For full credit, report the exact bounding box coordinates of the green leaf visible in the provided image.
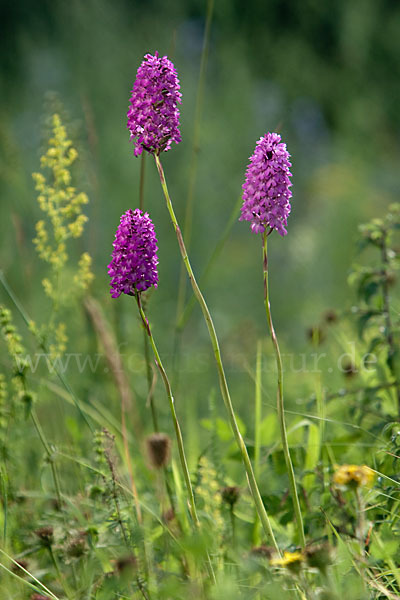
[370,527,399,560]
[303,422,321,490]
[258,413,277,446]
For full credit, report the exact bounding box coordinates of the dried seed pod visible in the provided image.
[146,432,171,468]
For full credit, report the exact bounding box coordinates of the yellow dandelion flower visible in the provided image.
[270,550,304,571]
[333,464,375,488]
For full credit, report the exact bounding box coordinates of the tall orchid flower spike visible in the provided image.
[108,208,200,531]
[240,132,305,547]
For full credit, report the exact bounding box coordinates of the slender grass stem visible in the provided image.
[135,292,199,527]
[262,231,305,548]
[0,550,60,600]
[253,340,262,546]
[154,154,278,550]
[30,410,63,510]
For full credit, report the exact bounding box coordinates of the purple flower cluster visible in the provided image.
[127,52,182,157]
[240,132,292,236]
[108,209,159,298]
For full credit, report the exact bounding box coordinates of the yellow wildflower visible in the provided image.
[32,113,93,301]
[270,550,304,571]
[333,464,375,488]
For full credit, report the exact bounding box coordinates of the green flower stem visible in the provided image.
[137,149,159,433]
[154,154,278,551]
[134,292,199,527]
[262,231,305,548]
[143,326,159,432]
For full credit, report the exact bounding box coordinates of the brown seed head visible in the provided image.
[162,507,175,523]
[146,432,171,468]
[221,486,240,507]
[115,554,137,575]
[66,531,87,558]
[34,526,54,546]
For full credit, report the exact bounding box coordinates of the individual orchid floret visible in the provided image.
[108,209,158,298]
[127,51,182,157]
[240,132,292,236]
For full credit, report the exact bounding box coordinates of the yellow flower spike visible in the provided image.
[31,112,93,365]
[333,464,375,489]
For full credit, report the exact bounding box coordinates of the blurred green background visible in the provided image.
[1,0,399,451]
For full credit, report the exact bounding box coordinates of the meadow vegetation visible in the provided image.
[1,2,400,598]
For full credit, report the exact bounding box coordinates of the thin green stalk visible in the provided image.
[0,551,61,600]
[138,151,159,430]
[253,340,262,546]
[262,231,305,547]
[154,154,278,550]
[30,410,63,509]
[135,292,199,526]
